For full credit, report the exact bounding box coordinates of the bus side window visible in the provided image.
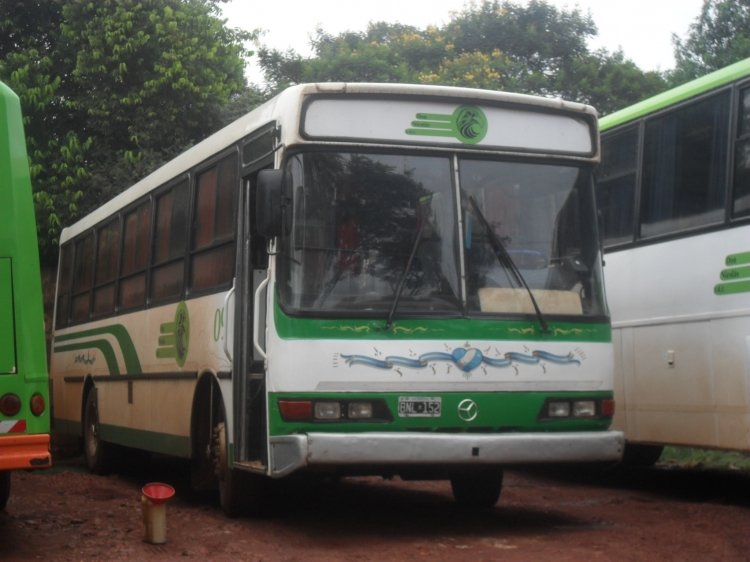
[597,126,638,247]
[189,153,238,291]
[733,87,750,217]
[70,233,95,323]
[119,201,151,310]
[55,243,74,328]
[151,179,190,303]
[640,91,730,238]
[92,218,120,317]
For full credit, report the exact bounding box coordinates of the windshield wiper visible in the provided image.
[385,219,426,331]
[468,195,549,334]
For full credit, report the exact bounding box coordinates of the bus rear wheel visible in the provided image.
[450,468,504,509]
[83,390,111,475]
[0,471,9,510]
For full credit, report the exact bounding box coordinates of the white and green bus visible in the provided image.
[598,59,750,464]
[52,83,622,515]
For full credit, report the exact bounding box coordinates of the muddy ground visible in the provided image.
[1,452,749,561]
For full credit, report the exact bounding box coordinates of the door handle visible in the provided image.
[222,279,235,361]
[253,275,269,360]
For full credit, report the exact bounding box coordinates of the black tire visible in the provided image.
[0,471,10,510]
[213,416,270,518]
[83,389,111,475]
[450,468,504,509]
[214,419,245,517]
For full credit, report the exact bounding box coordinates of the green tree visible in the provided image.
[556,50,667,115]
[1,0,254,261]
[672,0,750,83]
[257,0,665,116]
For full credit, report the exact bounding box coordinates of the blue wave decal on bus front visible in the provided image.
[342,347,580,373]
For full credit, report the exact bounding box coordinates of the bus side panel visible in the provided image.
[51,293,232,455]
[606,227,750,451]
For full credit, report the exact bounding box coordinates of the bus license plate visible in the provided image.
[398,396,441,418]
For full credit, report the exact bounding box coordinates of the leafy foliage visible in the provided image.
[257,0,667,115]
[1,0,254,261]
[671,0,750,83]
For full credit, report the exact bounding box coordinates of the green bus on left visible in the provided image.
[0,80,52,509]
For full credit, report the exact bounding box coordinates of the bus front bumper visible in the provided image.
[268,430,624,477]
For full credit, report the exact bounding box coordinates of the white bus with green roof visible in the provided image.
[51,83,622,515]
[598,58,750,463]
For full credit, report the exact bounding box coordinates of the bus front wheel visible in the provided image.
[0,471,9,510]
[450,468,504,509]
[213,419,248,517]
[83,390,111,475]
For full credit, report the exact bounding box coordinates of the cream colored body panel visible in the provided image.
[51,292,232,439]
[606,227,750,451]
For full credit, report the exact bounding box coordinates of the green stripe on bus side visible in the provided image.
[268,390,613,435]
[600,57,750,131]
[274,303,611,343]
[54,324,142,373]
[99,424,190,458]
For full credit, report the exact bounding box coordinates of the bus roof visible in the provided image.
[600,57,750,132]
[61,83,597,243]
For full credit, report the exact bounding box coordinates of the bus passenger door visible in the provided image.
[231,171,270,470]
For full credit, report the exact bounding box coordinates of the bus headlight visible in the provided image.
[541,397,612,420]
[348,402,373,419]
[314,401,341,420]
[572,400,597,417]
[547,400,571,418]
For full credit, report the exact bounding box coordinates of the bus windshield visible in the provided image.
[278,151,605,319]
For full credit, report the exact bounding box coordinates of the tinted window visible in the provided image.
[93,219,120,317]
[55,244,74,327]
[71,233,95,322]
[640,92,730,237]
[733,87,750,217]
[190,153,238,291]
[152,180,190,302]
[119,201,151,310]
[598,126,638,246]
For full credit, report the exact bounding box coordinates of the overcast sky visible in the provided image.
[222,0,706,84]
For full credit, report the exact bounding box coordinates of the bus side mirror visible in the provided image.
[256,169,284,238]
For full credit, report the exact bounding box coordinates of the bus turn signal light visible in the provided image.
[601,399,615,417]
[278,400,313,421]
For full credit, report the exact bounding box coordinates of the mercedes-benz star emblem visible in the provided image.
[457,399,478,422]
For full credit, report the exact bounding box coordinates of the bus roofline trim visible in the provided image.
[268,431,624,477]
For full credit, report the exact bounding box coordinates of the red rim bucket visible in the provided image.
[141,482,175,505]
